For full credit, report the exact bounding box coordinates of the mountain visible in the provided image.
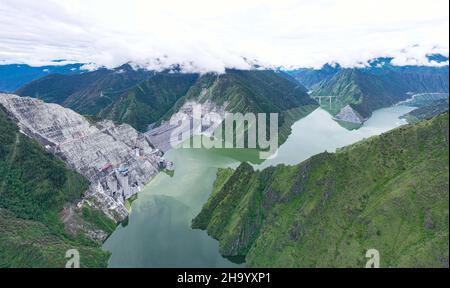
[286,56,449,127]
[400,93,449,124]
[98,72,198,131]
[0,63,85,92]
[185,69,311,114]
[144,69,317,151]
[16,67,317,148]
[193,113,449,268]
[287,63,341,90]
[16,64,155,115]
[0,105,110,268]
[310,65,448,123]
[288,55,449,91]
[0,94,170,223]
[402,98,448,123]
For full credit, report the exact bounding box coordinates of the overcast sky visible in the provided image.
[0,0,448,72]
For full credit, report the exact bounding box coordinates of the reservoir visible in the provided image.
[103,105,415,268]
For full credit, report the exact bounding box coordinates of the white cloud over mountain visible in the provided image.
[0,0,448,72]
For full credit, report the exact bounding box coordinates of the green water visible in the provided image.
[104,105,415,268]
[103,148,248,268]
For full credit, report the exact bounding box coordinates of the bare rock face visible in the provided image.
[147,100,226,151]
[0,94,171,222]
[334,105,365,124]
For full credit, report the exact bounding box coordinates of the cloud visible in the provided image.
[0,0,448,72]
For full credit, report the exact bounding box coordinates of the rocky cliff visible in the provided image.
[0,94,170,223]
[147,69,317,151]
[334,104,365,124]
[0,106,110,267]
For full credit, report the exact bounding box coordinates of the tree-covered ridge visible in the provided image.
[157,69,318,148]
[193,113,449,268]
[16,64,154,115]
[16,67,316,135]
[0,63,85,93]
[98,72,198,131]
[185,69,313,114]
[0,106,110,267]
[402,98,449,124]
[310,66,449,118]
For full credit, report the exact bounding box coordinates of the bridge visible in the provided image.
[311,95,338,110]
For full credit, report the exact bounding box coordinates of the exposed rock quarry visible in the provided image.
[334,105,365,124]
[147,100,226,151]
[0,94,171,222]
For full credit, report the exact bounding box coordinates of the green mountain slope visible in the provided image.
[288,64,341,90]
[402,98,449,124]
[0,63,85,92]
[98,72,198,131]
[193,113,449,268]
[16,66,315,138]
[16,64,153,115]
[186,69,312,113]
[312,66,449,119]
[160,69,317,147]
[0,107,110,268]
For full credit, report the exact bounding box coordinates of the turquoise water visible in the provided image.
[103,105,415,268]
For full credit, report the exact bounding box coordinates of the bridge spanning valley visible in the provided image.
[310,96,340,111]
[312,92,449,111]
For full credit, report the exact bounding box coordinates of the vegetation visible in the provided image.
[0,63,84,92]
[82,206,117,234]
[99,73,198,131]
[193,113,449,267]
[287,63,341,90]
[16,67,317,139]
[0,209,110,268]
[163,69,318,148]
[309,64,448,118]
[124,194,139,211]
[16,64,153,115]
[184,69,314,115]
[0,107,110,267]
[401,98,449,124]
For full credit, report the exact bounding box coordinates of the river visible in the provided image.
[103,105,415,268]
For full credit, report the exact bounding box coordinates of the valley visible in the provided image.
[0,0,449,272]
[0,62,448,268]
[290,59,449,128]
[103,104,420,267]
[193,112,449,268]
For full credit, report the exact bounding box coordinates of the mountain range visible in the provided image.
[16,66,317,148]
[14,58,449,135]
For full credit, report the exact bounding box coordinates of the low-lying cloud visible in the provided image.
[0,0,448,72]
